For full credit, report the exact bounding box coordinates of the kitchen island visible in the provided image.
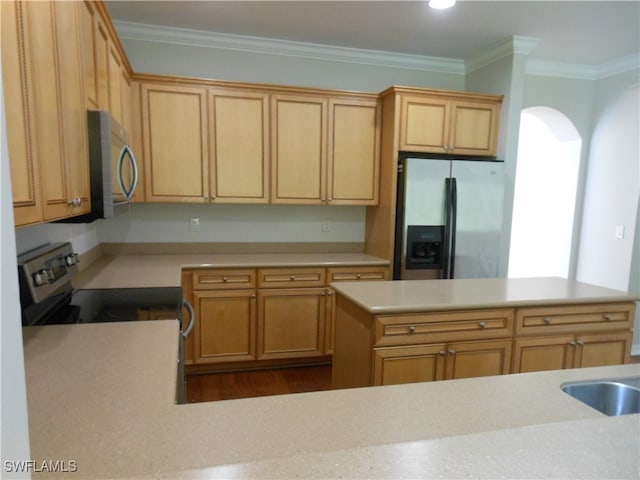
[21,320,640,479]
[331,277,637,389]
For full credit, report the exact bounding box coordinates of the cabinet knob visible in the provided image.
[327,290,333,296]
[577,340,585,346]
[222,276,228,282]
[328,198,333,202]
[439,350,446,356]
[290,275,295,281]
[603,314,612,321]
[408,325,416,334]
[478,321,486,329]
[569,341,577,346]
[543,317,552,325]
[448,349,457,355]
[251,294,256,299]
[356,274,361,279]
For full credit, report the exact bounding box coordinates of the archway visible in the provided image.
[508,107,582,278]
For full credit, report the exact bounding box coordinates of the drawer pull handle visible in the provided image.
[222,277,228,282]
[356,274,361,279]
[603,315,612,321]
[543,317,552,325]
[408,325,416,334]
[479,321,486,329]
[290,275,295,281]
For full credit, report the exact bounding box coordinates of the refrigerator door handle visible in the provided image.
[443,178,453,279]
[449,177,457,279]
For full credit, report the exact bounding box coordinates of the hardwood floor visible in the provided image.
[186,365,332,403]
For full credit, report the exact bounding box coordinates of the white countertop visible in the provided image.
[331,277,638,314]
[72,253,389,289]
[22,321,640,479]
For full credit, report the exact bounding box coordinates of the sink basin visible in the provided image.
[561,378,640,416]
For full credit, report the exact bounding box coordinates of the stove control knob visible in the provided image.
[64,254,78,266]
[33,270,50,286]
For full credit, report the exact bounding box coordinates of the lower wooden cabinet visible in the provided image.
[373,340,511,386]
[257,288,326,360]
[513,332,632,373]
[194,290,257,363]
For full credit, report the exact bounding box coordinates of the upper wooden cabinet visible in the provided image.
[2,0,91,225]
[271,93,380,205]
[271,94,327,204]
[141,83,209,202]
[209,89,269,203]
[399,93,501,157]
[328,98,380,205]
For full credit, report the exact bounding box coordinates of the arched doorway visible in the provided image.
[508,107,582,278]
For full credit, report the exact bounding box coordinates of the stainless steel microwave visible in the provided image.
[62,110,139,223]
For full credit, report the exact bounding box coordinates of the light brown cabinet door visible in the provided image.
[445,340,511,379]
[209,89,269,203]
[449,101,499,157]
[93,16,110,112]
[574,332,632,368]
[257,288,326,360]
[271,94,327,204]
[513,335,576,373]
[77,0,98,110]
[142,84,209,202]
[1,0,42,226]
[194,290,257,363]
[108,44,122,123]
[327,98,379,205]
[399,96,450,153]
[373,344,446,386]
[54,0,91,218]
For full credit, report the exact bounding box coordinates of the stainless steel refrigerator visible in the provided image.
[393,155,505,280]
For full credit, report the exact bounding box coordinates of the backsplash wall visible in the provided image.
[15,203,366,255]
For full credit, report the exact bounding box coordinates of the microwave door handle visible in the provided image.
[117,144,139,201]
[181,299,196,339]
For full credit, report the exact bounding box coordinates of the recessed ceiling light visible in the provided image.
[429,0,456,9]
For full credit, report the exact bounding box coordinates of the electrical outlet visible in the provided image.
[189,217,200,232]
[615,225,625,239]
[322,220,331,232]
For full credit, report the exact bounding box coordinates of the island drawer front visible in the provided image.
[515,303,636,336]
[258,268,326,288]
[192,269,257,290]
[374,309,514,347]
[327,266,389,283]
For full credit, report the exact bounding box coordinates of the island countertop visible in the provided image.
[330,276,638,314]
[22,321,639,479]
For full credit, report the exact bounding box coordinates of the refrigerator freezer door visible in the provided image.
[451,161,504,278]
[399,158,451,279]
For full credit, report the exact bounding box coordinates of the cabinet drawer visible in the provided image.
[327,266,389,282]
[258,268,326,288]
[515,303,635,336]
[192,269,257,290]
[374,309,514,347]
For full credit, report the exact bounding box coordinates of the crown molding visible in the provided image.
[113,20,465,74]
[465,36,540,73]
[526,54,639,80]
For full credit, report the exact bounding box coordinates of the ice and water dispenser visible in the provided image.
[405,225,444,270]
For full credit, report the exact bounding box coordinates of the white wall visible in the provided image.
[1,59,31,478]
[576,78,639,291]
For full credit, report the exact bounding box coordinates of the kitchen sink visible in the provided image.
[561,377,640,416]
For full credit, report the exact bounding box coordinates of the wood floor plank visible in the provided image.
[186,365,332,403]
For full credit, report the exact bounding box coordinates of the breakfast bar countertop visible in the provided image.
[22,321,639,479]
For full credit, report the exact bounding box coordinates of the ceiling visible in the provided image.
[105,1,640,66]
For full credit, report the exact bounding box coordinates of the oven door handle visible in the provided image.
[181,299,196,338]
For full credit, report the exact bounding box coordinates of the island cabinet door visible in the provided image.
[193,290,257,364]
[444,340,512,380]
[373,345,446,386]
[512,336,576,373]
[574,332,632,368]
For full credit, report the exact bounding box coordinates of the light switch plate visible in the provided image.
[615,225,625,239]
